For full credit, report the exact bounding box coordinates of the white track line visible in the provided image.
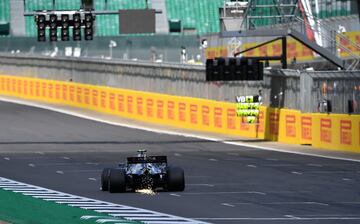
[0,97,359,163]
[0,177,208,224]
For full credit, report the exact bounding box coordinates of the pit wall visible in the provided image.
[1,75,359,153]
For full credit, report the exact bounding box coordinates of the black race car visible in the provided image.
[101,150,185,193]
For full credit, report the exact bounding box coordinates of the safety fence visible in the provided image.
[1,75,359,153]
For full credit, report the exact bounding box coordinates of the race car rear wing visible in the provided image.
[127,156,167,164]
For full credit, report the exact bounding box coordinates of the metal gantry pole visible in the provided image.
[281,36,287,69]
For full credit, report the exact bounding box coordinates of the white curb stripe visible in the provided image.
[0,177,209,224]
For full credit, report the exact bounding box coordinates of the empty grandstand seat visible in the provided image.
[0,0,10,23]
[165,0,224,35]
[0,0,10,36]
[0,22,10,36]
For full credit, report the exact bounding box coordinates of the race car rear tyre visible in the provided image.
[108,169,126,193]
[101,168,111,191]
[167,166,185,191]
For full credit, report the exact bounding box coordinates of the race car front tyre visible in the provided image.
[101,168,111,191]
[167,166,185,191]
[108,169,126,193]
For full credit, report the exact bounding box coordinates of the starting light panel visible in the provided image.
[49,14,57,41]
[36,14,46,42]
[34,11,95,42]
[206,57,264,81]
[84,13,94,41]
[61,14,70,41]
[73,13,81,41]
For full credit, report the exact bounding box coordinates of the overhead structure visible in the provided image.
[220,0,360,70]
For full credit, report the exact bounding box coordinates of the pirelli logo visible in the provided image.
[17,80,22,95]
[301,116,312,140]
[167,101,175,120]
[69,86,75,102]
[214,107,222,128]
[257,111,264,133]
[62,84,67,101]
[127,96,133,114]
[92,89,98,106]
[12,79,16,93]
[117,94,125,112]
[136,97,143,115]
[23,80,28,96]
[270,112,279,135]
[42,83,47,98]
[109,93,115,110]
[285,115,296,138]
[100,91,107,109]
[227,109,236,129]
[0,77,4,92]
[340,120,351,145]
[48,83,53,99]
[320,119,331,143]
[157,100,164,119]
[146,99,154,117]
[29,81,34,96]
[76,86,82,103]
[178,103,186,122]
[190,104,198,124]
[202,106,210,126]
[84,88,90,105]
[55,84,61,100]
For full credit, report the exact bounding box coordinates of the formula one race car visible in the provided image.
[101,150,185,193]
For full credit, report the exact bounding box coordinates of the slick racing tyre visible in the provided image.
[108,169,126,193]
[167,166,185,191]
[101,168,111,191]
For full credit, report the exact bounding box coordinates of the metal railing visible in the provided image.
[289,12,360,70]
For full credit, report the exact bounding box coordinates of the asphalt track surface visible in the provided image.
[1,101,360,224]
